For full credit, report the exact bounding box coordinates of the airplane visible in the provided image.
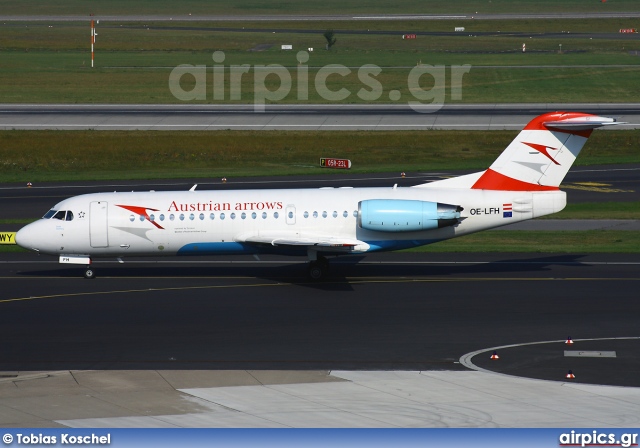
[15,112,619,280]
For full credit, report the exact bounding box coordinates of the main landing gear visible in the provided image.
[308,256,329,280]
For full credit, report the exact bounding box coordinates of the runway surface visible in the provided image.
[2,104,640,131]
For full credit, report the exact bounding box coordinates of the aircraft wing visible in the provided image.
[236,233,369,252]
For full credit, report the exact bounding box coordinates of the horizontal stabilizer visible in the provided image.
[543,117,621,131]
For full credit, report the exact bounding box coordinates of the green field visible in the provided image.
[2,0,640,16]
[2,52,639,104]
[2,129,638,183]
[1,19,640,104]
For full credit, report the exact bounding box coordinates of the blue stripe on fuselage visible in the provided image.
[364,239,441,252]
[176,242,307,256]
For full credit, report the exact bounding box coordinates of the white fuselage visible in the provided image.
[15,185,566,259]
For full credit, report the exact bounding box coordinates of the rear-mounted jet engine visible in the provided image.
[358,200,463,232]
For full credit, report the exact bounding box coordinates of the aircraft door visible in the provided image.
[286,204,296,225]
[90,201,109,247]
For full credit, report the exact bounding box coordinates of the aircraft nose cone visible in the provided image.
[15,223,41,252]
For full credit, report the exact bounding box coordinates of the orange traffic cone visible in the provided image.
[566,370,575,379]
[565,337,574,345]
[490,351,499,360]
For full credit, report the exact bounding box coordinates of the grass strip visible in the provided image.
[1,130,639,183]
[2,19,640,104]
[4,20,640,52]
[2,56,638,104]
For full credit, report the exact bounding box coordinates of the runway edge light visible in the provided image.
[565,337,574,345]
[490,351,499,360]
[566,370,576,379]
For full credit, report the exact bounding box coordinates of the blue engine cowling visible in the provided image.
[358,199,462,232]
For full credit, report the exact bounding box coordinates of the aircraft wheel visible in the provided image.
[84,267,96,279]
[308,257,329,280]
[309,263,323,280]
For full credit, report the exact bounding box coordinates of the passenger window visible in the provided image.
[241,212,246,220]
[322,211,327,218]
[220,213,226,220]
[313,211,318,218]
[199,213,204,220]
[332,211,337,218]
[251,212,257,219]
[189,213,195,221]
[262,212,267,219]
[150,214,155,221]
[343,211,348,218]
[231,213,236,220]
[303,211,309,218]
[160,214,165,221]
[210,213,215,220]
[274,212,279,219]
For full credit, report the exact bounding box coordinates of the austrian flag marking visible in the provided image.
[503,203,513,218]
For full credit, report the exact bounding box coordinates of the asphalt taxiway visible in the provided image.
[1,250,640,427]
[1,252,639,377]
[2,104,640,131]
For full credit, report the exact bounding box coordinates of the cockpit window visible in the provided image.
[43,209,57,219]
[43,209,74,221]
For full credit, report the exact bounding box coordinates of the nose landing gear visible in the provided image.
[84,266,96,279]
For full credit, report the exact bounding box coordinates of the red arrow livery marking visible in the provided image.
[116,204,164,229]
[522,141,560,165]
